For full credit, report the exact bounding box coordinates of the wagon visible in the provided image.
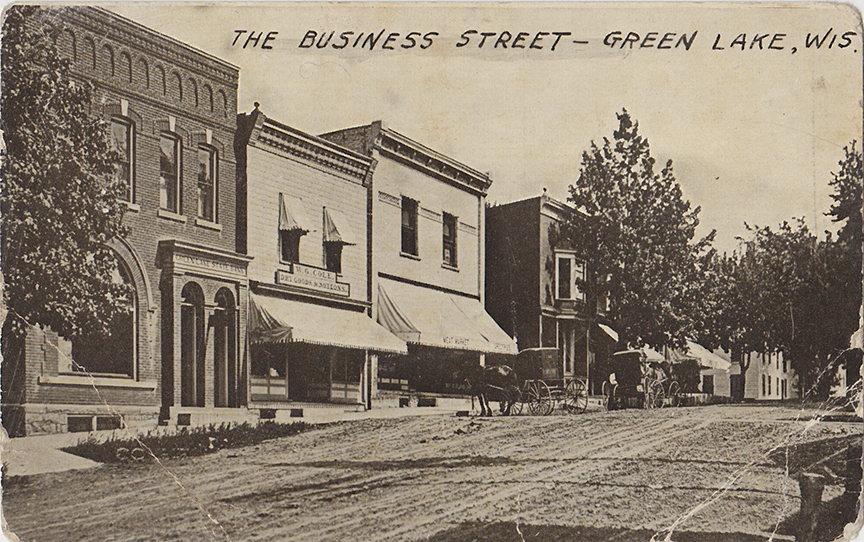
[509,348,589,416]
[601,350,669,410]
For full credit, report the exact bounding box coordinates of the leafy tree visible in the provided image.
[564,110,714,351]
[1,6,128,430]
[827,141,863,250]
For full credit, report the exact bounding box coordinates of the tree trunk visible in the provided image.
[1,317,28,436]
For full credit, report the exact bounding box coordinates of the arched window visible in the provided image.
[203,84,213,112]
[137,57,149,89]
[120,51,132,83]
[69,256,136,378]
[84,36,95,70]
[172,72,183,103]
[102,44,114,77]
[188,78,198,108]
[156,65,166,95]
[181,282,205,407]
[214,289,237,407]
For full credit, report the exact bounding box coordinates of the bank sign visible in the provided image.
[276,263,350,296]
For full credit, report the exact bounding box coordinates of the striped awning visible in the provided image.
[377,277,518,355]
[322,207,355,245]
[279,194,313,232]
[249,293,407,354]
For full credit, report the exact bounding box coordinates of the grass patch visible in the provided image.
[62,421,313,463]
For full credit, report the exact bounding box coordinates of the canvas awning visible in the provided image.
[377,277,518,355]
[322,207,355,245]
[684,341,731,370]
[279,194,313,232]
[249,293,407,354]
[597,323,619,343]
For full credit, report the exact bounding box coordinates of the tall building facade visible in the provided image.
[235,108,406,412]
[321,122,517,395]
[4,7,250,435]
[485,194,617,394]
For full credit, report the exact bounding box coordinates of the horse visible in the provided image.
[457,361,519,417]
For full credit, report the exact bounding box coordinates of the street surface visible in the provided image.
[4,404,861,542]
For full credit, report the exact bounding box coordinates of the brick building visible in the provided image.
[4,7,250,435]
[234,108,406,412]
[320,122,517,395]
[485,193,618,394]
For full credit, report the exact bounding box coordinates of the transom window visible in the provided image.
[555,253,585,301]
[159,134,181,213]
[110,118,134,202]
[197,146,217,222]
[401,197,419,256]
[443,213,458,267]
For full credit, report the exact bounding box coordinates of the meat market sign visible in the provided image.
[276,264,350,296]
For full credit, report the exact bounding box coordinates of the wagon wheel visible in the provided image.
[602,381,617,411]
[505,385,523,416]
[667,381,681,408]
[527,381,553,416]
[645,380,665,409]
[564,378,588,414]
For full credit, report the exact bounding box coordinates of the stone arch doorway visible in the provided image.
[213,288,238,407]
[181,282,206,407]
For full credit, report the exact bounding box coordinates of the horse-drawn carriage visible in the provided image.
[509,348,589,416]
[600,349,695,410]
[462,348,589,416]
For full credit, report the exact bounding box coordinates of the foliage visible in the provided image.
[827,141,863,250]
[62,421,314,463]
[565,110,714,350]
[1,7,128,412]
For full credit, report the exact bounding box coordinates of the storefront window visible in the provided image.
[70,258,136,377]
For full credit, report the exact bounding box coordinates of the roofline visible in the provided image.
[90,6,239,73]
[261,115,376,167]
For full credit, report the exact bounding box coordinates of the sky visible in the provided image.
[109,2,864,254]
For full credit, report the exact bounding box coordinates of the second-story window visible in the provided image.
[401,197,418,256]
[281,231,302,263]
[159,134,181,213]
[324,243,343,274]
[110,118,134,202]
[555,254,585,301]
[442,213,457,267]
[197,146,217,222]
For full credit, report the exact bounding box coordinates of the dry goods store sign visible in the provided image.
[276,264,350,296]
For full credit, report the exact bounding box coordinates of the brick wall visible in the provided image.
[485,198,541,349]
[13,7,244,433]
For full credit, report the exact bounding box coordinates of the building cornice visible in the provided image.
[64,7,239,86]
[377,128,492,196]
[256,119,375,184]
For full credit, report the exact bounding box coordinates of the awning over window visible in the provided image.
[597,323,618,343]
[322,207,355,245]
[377,277,518,355]
[279,194,313,232]
[249,293,407,354]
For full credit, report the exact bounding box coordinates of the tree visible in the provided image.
[564,110,714,351]
[1,7,128,430]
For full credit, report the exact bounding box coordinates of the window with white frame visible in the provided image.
[442,213,457,267]
[401,197,418,256]
[197,146,217,222]
[110,118,134,202]
[555,253,585,301]
[159,133,181,213]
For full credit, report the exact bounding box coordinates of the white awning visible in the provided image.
[598,323,618,343]
[279,194,314,232]
[377,277,518,355]
[249,293,407,354]
[685,341,732,370]
[322,207,355,245]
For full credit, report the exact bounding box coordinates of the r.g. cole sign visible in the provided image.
[276,263,350,296]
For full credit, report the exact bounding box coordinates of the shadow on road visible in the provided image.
[422,522,770,542]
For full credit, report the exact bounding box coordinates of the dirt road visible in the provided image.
[4,404,861,542]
